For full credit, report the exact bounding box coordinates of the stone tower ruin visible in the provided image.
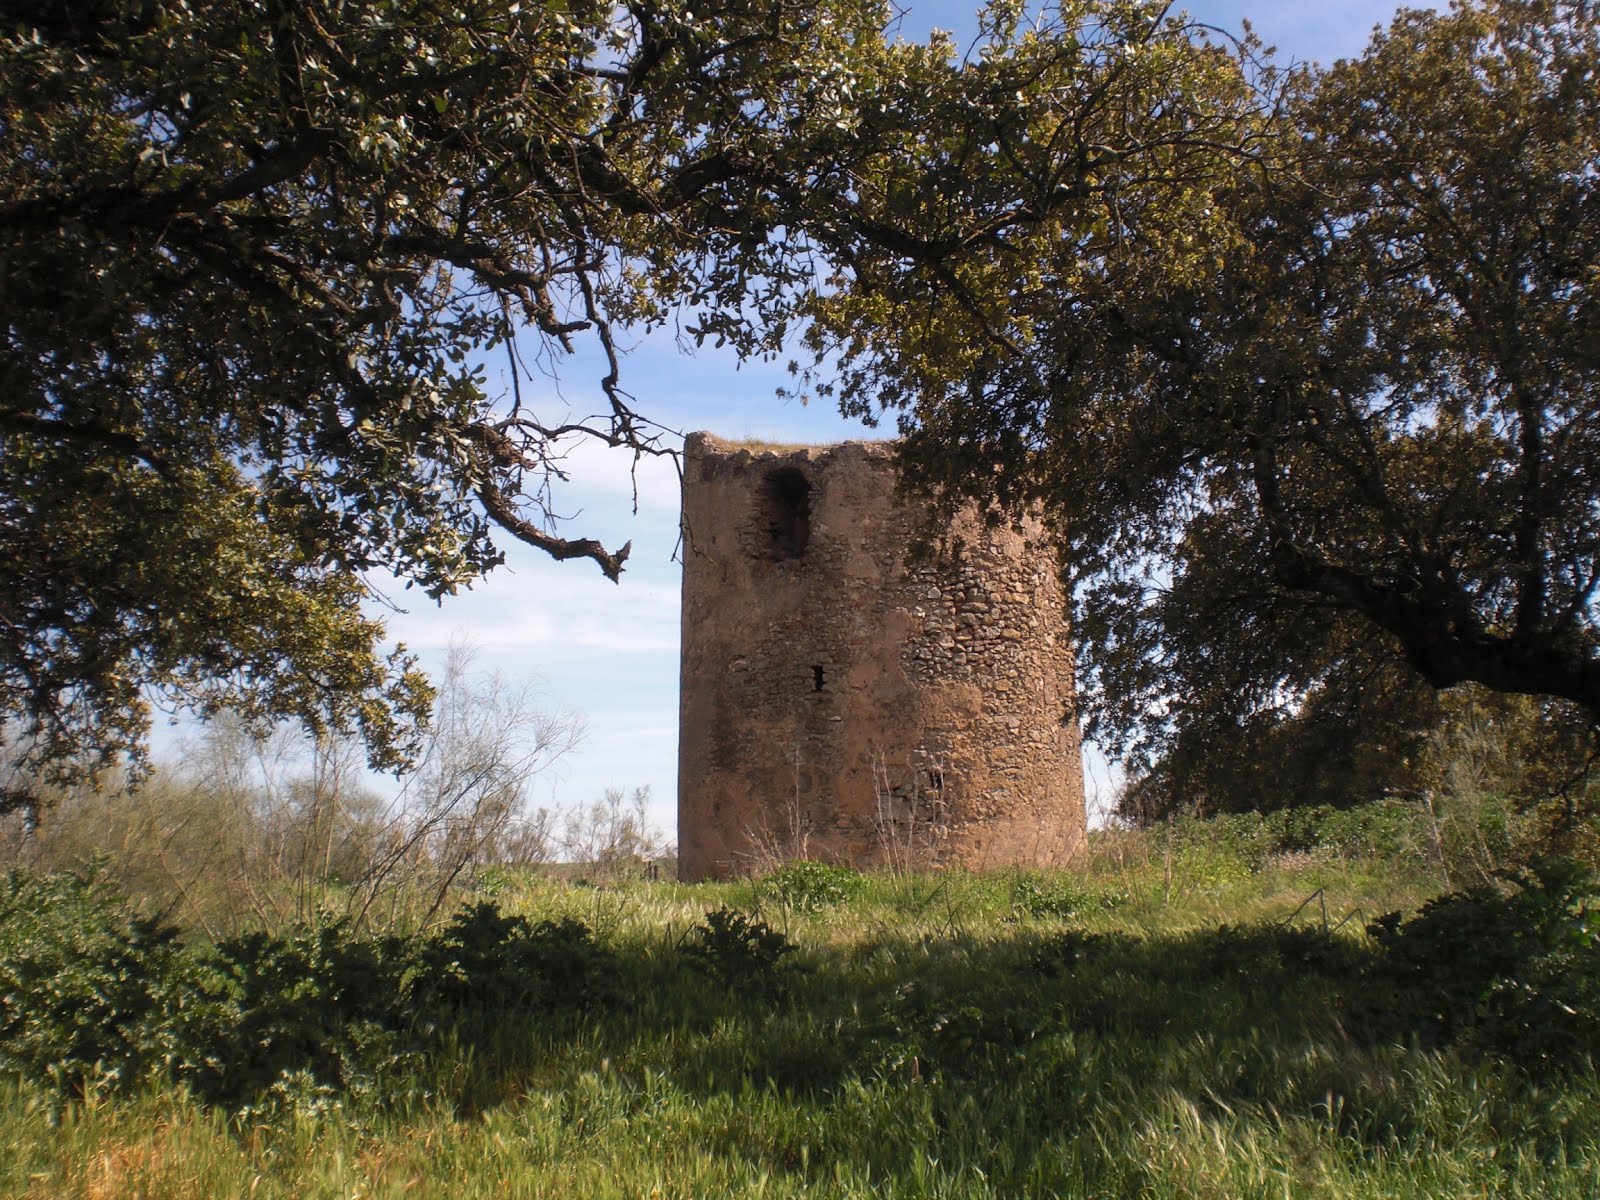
[677,433,1085,881]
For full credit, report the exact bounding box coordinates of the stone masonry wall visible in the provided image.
[677,433,1086,881]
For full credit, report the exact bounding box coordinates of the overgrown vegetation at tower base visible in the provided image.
[3,807,1599,1199]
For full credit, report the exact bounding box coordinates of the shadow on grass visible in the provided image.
[6,864,1596,1195]
[434,914,1597,1193]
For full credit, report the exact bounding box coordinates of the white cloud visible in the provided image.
[550,434,684,515]
[377,556,677,656]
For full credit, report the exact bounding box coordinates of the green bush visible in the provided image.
[1009,872,1124,920]
[0,867,619,1109]
[1144,799,1515,878]
[762,860,863,913]
[1167,837,1256,895]
[410,903,617,1018]
[0,865,194,1098]
[188,905,620,1108]
[1314,802,1429,861]
[1177,811,1280,872]
[182,918,414,1108]
[680,907,795,998]
[1168,805,1432,870]
[1358,858,1600,1071]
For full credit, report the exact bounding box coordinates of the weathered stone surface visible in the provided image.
[677,433,1086,880]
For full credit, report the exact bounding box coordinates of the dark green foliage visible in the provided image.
[1009,872,1125,920]
[762,861,863,914]
[856,974,1049,1084]
[0,0,907,787]
[410,904,617,1018]
[8,810,1600,1195]
[1021,924,1369,1045]
[1118,664,1441,820]
[0,868,621,1108]
[1133,801,1485,874]
[0,865,193,1097]
[680,907,796,998]
[185,908,619,1107]
[5,831,1600,1170]
[1309,803,1433,861]
[1125,684,1600,826]
[181,919,414,1108]
[1360,859,1600,1071]
[801,0,1600,778]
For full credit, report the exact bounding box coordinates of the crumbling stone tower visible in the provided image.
[677,433,1085,881]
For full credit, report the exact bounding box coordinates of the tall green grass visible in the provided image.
[2,811,1597,1199]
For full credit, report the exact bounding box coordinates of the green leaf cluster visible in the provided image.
[786,0,1600,783]
[0,0,911,783]
[0,865,619,1108]
[1360,858,1600,1072]
[679,905,796,998]
[760,859,864,913]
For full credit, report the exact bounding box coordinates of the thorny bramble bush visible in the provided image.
[1010,871,1126,920]
[1359,858,1600,1072]
[410,902,617,1018]
[0,864,197,1099]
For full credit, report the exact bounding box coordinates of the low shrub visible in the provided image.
[0,867,618,1108]
[1009,872,1124,920]
[410,903,618,1017]
[1357,858,1600,1071]
[182,919,414,1107]
[680,907,795,998]
[0,865,195,1098]
[762,860,863,913]
[1313,802,1429,861]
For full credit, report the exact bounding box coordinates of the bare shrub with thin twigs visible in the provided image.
[0,645,582,933]
[558,785,668,881]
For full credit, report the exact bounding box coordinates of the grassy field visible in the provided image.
[2,817,1597,1199]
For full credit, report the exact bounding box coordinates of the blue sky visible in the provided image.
[372,1,1437,840]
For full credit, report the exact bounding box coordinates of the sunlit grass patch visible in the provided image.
[3,814,1598,1198]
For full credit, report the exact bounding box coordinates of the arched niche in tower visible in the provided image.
[756,467,811,562]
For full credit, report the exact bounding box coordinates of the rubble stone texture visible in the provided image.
[678,433,1086,880]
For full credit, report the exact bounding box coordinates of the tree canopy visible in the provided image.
[793,0,1600,787]
[0,0,903,785]
[2,0,1276,792]
[8,0,1597,809]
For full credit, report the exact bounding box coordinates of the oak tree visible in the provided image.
[0,0,895,790]
[795,0,1600,782]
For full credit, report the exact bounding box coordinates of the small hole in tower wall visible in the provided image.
[813,665,825,691]
[756,467,811,561]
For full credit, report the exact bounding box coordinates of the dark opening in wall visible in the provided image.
[757,467,811,561]
[812,665,825,692]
